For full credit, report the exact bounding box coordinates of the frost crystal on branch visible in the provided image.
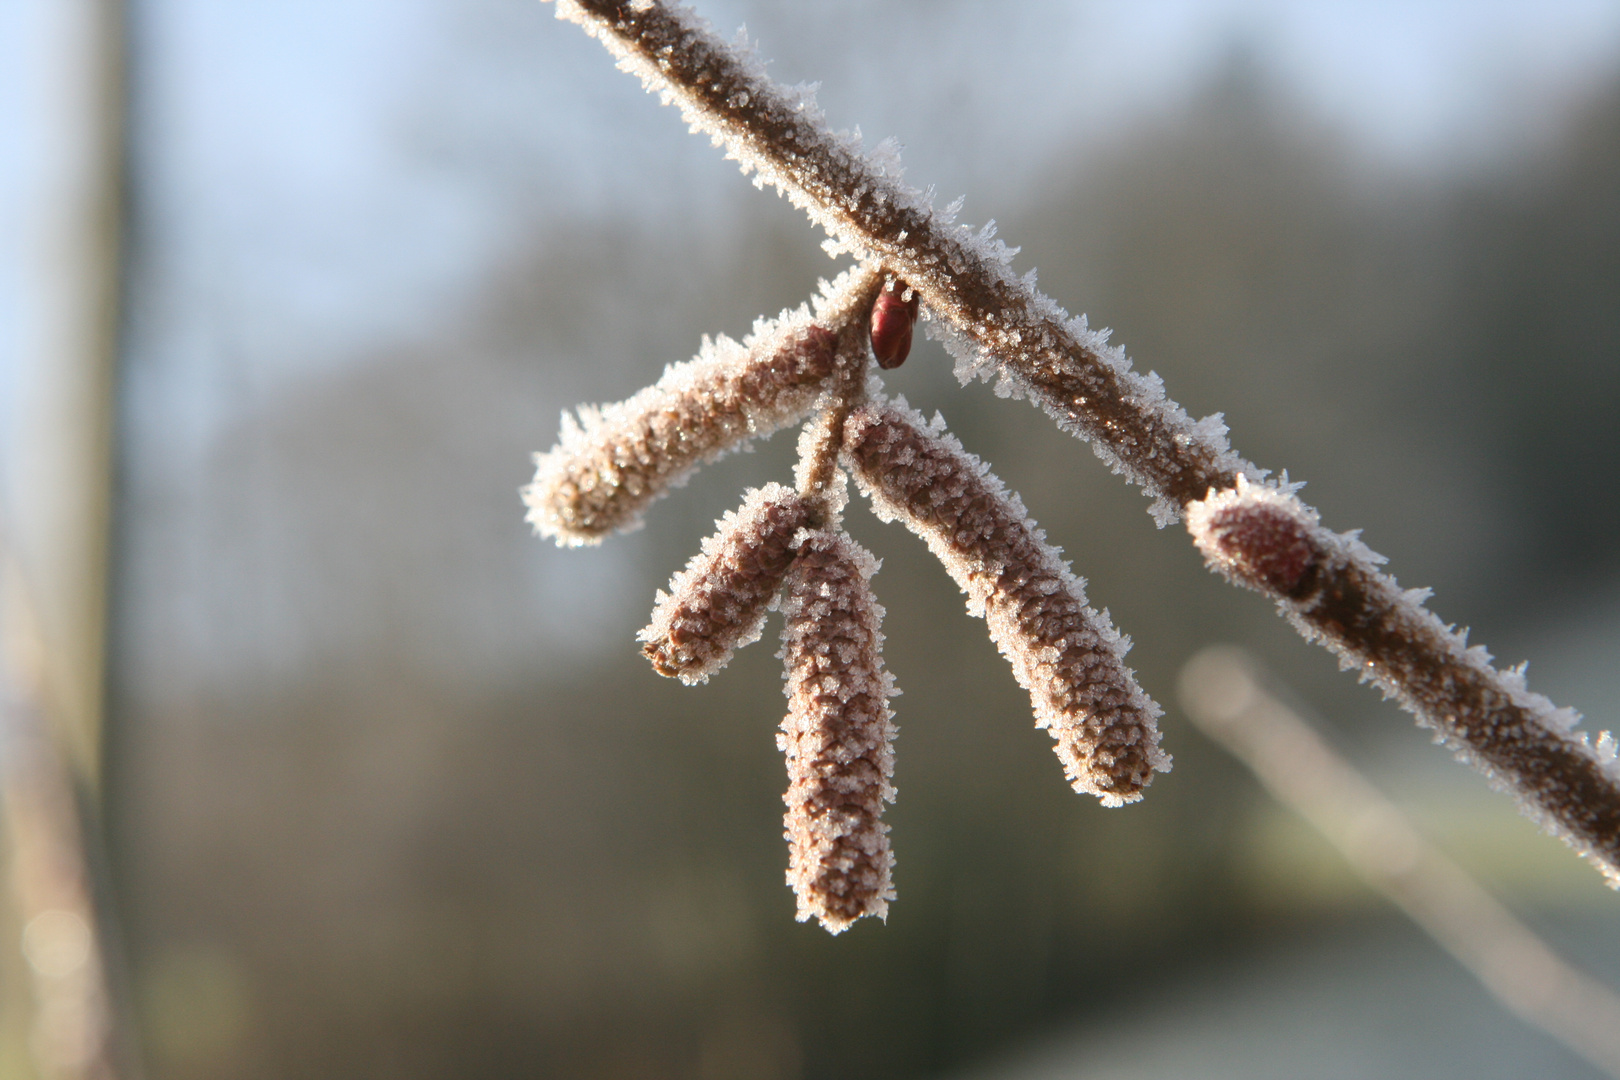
[640,484,813,685]
[778,529,897,934]
[843,399,1170,805]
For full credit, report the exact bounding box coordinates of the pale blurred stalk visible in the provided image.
[3,554,118,1080]
[2,0,129,1077]
[9,0,124,787]
[1180,646,1620,1080]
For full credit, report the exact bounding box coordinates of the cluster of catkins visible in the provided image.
[524,265,1171,933]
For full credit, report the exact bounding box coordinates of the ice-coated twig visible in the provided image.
[842,398,1170,806]
[639,483,814,684]
[548,0,1620,884]
[1188,478,1620,882]
[548,0,1256,523]
[523,265,879,546]
[1180,647,1620,1079]
[778,528,897,934]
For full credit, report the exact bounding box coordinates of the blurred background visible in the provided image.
[4,1,1620,1078]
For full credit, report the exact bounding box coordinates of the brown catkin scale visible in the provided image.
[640,484,814,685]
[778,529,897,933]
[842,399,1170,805]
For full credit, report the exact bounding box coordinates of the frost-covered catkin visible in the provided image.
[525,265,883,546]
[640,484,813,685]
[778,529,897,934]
[843,399,1170,805]
[523,320,836,546]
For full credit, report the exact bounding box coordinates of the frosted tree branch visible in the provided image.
[546,0,1620,885]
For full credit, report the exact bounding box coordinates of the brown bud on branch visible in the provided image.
[1188,477,1620,884]
[640,484,814,685]
[869,279,919,370]
[778,529,897,934]
[1185,476,1318,598]
[843,399,1170,805]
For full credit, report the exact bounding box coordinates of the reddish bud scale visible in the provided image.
[869,282,920,369]
[1203,502,1316,594]
[1186,478,1320,597]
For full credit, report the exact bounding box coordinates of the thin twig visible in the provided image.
[1180,646,1620,1079]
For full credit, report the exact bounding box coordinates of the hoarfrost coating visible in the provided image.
[540,0,1620,891]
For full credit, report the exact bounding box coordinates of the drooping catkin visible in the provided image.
[778,529,897,934]
[525,265,883,546]
[639,484,813,685]
[523,321,834,546]
[843,399,1170,806]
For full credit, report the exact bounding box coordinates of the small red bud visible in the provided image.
[1204,501,1317,595]
[870,281,920,369]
